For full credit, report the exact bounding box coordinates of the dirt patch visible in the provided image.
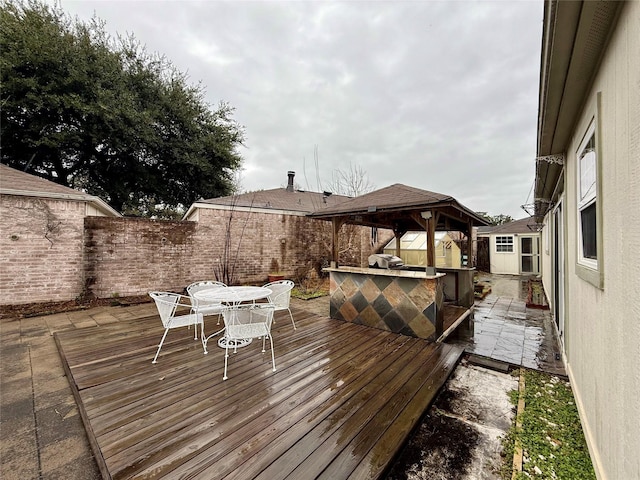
[386,361,518,479]
[0,295,151,320]
[386,411,480,480]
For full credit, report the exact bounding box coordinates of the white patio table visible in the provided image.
[193,286,272,349]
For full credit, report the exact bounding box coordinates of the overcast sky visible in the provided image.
[56,0,543,219]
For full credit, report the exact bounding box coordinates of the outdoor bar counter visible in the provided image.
[325,266,446,341]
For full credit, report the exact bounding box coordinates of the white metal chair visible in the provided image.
[262,279,296,330]
[221,303,276,380]
[149,292,205,364]
[187,281,227,325]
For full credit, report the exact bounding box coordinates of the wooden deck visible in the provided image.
[55,306,463,480]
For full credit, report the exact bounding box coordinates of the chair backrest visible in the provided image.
[186,281,227,296]
[263,280,294,309]
[149,292,180,327]
[222,304,275,340]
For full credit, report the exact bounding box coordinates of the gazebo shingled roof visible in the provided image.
[308,183,488,268]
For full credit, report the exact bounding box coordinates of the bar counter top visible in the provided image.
[323,266,444,279]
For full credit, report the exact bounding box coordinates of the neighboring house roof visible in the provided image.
[184,188,352,218]
[485,217,538,235]
[0,164,121,217]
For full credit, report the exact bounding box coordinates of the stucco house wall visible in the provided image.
[557,7,639,477]
[536,2,640,479]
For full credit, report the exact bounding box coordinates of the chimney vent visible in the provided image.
[286,171,295,192]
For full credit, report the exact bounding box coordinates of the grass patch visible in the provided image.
[291,286,328,300]
[502,370,595,479]
[290,278,329,300]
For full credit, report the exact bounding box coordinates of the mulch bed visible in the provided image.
[0,295,151,320]
[526,278,549,309]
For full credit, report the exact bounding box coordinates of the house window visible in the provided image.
[577,121,597,268]
[495,236,513,252]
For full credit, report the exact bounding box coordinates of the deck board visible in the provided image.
[55,305,463,480]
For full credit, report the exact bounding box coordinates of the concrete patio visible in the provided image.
[449,273,565,376]
[0,274,563,479]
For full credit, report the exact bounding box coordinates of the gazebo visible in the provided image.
[309,184,489,341]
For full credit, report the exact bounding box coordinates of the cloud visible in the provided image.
[57,0,543,219]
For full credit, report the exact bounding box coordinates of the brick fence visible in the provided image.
[1,195,392,305]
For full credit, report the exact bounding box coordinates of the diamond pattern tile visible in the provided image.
[329,271,440,340]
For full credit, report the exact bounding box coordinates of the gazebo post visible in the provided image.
[392,224,406,260]
[467,219,474,267]
[420,210,437,275]
[331,217,346,267]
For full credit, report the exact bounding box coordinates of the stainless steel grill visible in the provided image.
[368,254,404,269]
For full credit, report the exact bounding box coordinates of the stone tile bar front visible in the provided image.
[325,266,445,341]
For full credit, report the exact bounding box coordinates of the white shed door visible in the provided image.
[520,236,540,274]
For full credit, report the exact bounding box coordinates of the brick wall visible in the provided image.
[1,200,393,305]
[84,209,393,299]
[191,209,393,286]
[1,195,86,304]
[84,217,198,298]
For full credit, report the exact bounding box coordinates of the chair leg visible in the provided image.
[268,334,276,372]
[288,308,296,330]
[200,322,207,355]
[152,328,170,364]
[223,342,230,380]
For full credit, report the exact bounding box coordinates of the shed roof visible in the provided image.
[0,164,121,216]
[485,217,539,235]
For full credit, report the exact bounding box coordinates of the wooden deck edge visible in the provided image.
[375,343,465,479]
[436,307,474,343]
[54,332,112,480]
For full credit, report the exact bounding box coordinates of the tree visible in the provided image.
[0,0,244,217]
[325,161,376,197]
[477,212,514,226]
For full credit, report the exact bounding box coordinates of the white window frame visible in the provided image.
[495,235,514,253]
[576,120,598,270]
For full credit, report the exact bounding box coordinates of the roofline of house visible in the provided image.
[0,188,122,217]
[534,0,623,217]
[183,201,310,220]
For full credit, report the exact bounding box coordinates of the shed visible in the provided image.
[383,231,463,269]
[478,217,541,275]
